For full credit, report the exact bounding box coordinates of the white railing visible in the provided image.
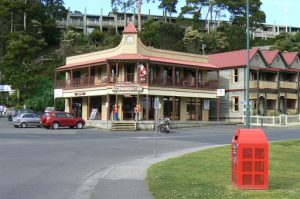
[243,114,300,126]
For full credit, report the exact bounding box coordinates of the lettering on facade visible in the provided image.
[75,92,86,96]
[112,83,143,94]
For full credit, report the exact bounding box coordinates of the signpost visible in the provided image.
[89,108,99,120]
[154,97,160,157]
[106,102,109,130]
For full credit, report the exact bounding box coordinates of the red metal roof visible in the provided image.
[282,52,298,65]
[146,55,216,68]
[123,22,138,34]
[57,58,106,71]
[261,50,280,65]
[208,48,259,68]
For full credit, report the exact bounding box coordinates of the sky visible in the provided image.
[63,0,300,27]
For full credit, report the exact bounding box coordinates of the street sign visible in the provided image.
[241,100,252,105]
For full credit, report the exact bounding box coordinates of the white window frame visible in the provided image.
[232,96,239,112]
[232,68,239,83]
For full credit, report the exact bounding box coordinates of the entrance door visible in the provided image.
[123,96,136,120]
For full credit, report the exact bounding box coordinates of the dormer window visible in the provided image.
[295,57,299,63]
[276,56,280,61]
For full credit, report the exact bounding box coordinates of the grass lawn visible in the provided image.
[147,140,300,199]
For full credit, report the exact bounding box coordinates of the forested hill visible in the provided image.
[0,0,299,111]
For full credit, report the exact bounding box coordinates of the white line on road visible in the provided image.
[0,141,29,145]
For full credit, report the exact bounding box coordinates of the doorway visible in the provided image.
[123,96,137,120]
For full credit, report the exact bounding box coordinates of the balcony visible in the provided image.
[249,80,277,89]
[259,81,277,89]
[56,75,218,90]
[279,81,298,89]
[150,77,217,90]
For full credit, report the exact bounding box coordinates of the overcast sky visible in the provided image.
[63,0,300,27]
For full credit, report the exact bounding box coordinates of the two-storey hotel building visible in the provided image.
[55,23,219,127]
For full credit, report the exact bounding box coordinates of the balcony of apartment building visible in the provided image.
[55,63,218,91]
[149,65,218,90]
[249,70,277,90]
[279,72,298,89]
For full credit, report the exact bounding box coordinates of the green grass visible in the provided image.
[147,140,300,199]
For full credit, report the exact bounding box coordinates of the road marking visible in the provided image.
[0,141,29,145]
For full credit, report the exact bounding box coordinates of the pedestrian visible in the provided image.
[134,103,141,122]
[113,103,119,121]
[0,105,3,117]
[3,106,7,117]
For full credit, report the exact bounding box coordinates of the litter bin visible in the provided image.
[232,128,268,190]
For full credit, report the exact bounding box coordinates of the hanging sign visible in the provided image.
[112,82,143,94]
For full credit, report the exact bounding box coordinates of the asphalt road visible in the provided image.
[0,117,300,199]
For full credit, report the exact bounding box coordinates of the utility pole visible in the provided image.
[138,0,141,31]
[24,0,27,32]
[245,0,250,128]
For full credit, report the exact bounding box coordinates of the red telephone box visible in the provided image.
[232,128,268,190]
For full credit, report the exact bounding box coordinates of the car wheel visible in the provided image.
[76,122,83,129]
[52,122,59,130]
[20,122,27,128]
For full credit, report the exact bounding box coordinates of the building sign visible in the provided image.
[0,85,12,92]
[112,82,143,94]
[217,89,225,97]
[74,92,86,96]
[54,89,63,98]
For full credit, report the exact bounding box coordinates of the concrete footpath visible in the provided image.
[73,145,222,199]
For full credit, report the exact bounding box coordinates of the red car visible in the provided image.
[40,111,85,129]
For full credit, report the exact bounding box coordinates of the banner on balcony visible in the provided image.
[139,64,147,81]
[112,82,143,94]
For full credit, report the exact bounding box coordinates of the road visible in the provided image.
[0,117,299,199]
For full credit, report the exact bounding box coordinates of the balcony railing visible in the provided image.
[279,81,298,89]
[258,80,277,89]
[150,77,218,89]
[56,75,218,90]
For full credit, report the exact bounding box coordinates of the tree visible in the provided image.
[89,28,105,46]
[158,0,178,23]
[271,32,300,52]
[218,23,247,51]
[140,18,160,46]
[223,0,265,28]
[204,31,229,53]
[180,0,225,29]
[183,26,205,53]
[2,33,47,103]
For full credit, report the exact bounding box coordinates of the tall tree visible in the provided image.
[224,0,265,28]
[183,26,205,54]
[217,23,247,51]
[180,0,225,29]
[158,0,178,23]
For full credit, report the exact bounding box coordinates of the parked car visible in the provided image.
[40,111,85,129]
[8,108,34,121]
[12,113,41,128]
